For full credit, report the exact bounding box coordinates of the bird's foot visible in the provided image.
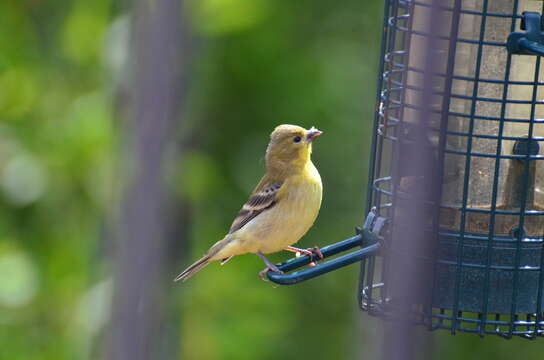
[256,251,283,281]
[285,246,324,261]
[259,264,284,281]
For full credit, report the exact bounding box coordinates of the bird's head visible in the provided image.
[265,124,323,172]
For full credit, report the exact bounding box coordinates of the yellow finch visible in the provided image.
[175,124,323,282]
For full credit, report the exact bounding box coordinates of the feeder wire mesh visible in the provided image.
[361,0,544,339]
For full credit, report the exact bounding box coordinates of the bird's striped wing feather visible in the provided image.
[228,182,282,234]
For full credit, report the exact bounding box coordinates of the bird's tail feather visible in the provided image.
[174,255,211,282]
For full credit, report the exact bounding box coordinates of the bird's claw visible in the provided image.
[302,247,322,267]
[259,265,283,281]
[292,246,323,260]
[309,246,324,260]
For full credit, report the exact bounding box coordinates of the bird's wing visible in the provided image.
[228,181,283,234]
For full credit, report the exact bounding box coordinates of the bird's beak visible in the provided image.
[306,127,323,142]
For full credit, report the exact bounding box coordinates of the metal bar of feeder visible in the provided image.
[360,0,393,312]
[480,0,519,337]
[509,34,541,339]
[268,241,381,285]
[429,0,461,331]
[451,0,491,334]
[382,0,445,356]
[267,229,382,284]
[514,38,544,56]
[381,0,415,320]
[401,0,523,19]
[376,2,412,322]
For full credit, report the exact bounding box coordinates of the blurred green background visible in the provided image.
[1,0,543,359]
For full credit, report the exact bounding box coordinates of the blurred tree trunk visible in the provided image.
[108,0,187,359]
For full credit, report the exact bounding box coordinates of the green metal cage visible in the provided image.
[361,0,544,338]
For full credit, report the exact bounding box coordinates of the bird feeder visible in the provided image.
[268,0,544,339]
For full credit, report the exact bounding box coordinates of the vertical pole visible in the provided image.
[108,0,185,359]
[382,0,447,359]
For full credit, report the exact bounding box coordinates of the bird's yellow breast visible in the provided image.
[227,161,323,255]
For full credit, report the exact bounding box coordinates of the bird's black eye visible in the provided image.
[293,136,302,143]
